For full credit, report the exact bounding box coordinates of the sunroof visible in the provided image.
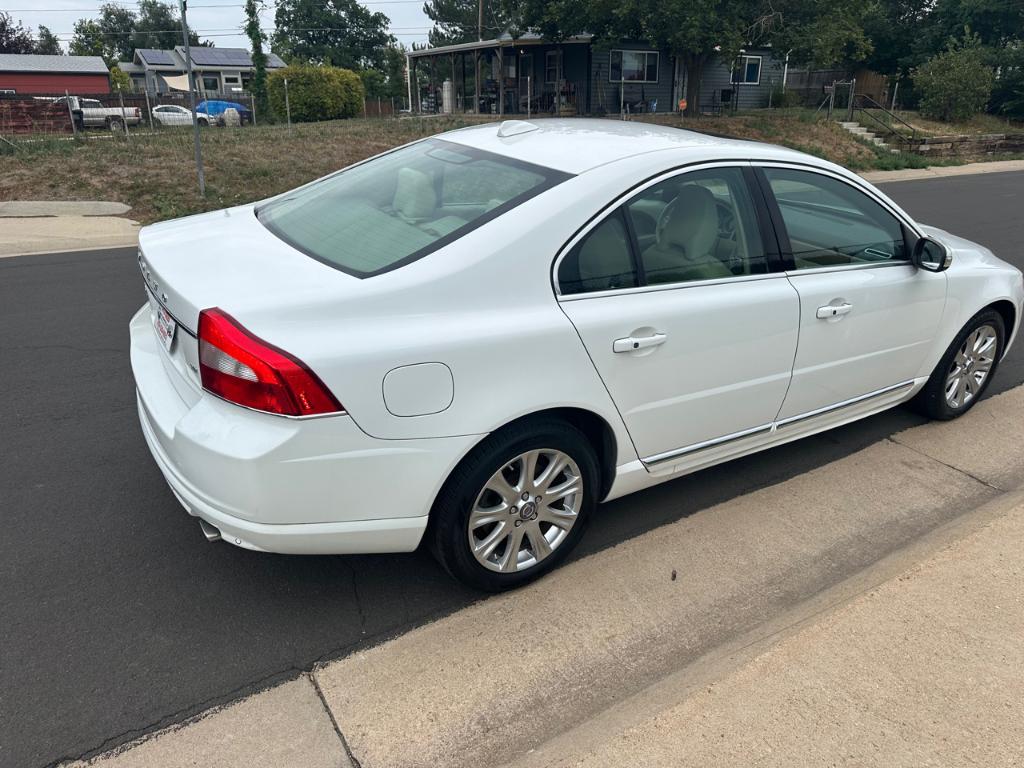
[138,48,175,66]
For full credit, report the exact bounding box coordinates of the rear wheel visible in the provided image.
[107,116,124,133]
[914,309,1004,420]
[430,420,599,591]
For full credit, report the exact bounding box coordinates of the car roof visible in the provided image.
[439,118,815,175]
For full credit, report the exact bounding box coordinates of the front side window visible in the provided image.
[558,166,766,295]
[202,75,219,91]
[763,167,908,269]
[610,50,659,83]
[258,139,569,277]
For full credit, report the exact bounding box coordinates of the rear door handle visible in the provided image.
[816,302,852,319]
[613,333,667,353]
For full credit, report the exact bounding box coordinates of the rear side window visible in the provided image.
[258,139,569,277]
[558,210,638,294]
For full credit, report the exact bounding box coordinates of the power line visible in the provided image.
[9,1,424,9]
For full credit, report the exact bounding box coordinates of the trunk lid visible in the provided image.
[137,204,358,392]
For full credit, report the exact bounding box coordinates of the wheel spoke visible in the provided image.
[538,505,577,529]
[545,476,582,502]
[485,473,519,505]
[498,525,526,572]
[470,504,507,529]
[521,451,541,492]
[527,523,553,560]
[473,521,510,561]
[535,455,568,494]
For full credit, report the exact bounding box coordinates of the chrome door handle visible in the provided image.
[613,333,667,353]
[816,302,852,319]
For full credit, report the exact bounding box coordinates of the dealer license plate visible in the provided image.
[153,304,176,352]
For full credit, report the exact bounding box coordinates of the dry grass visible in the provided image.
[0,110,989,224]
[894,110,1023,137]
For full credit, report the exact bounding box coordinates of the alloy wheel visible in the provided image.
[468,448,583,574]
[945,324,997,409]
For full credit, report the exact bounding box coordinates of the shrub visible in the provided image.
[990,47,1024,120]
[267,64,365,122]
[913,43,994,122]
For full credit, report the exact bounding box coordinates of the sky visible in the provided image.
[4,0,434,53]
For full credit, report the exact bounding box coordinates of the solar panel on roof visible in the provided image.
[139,49,175,65]
[188,47,252,67]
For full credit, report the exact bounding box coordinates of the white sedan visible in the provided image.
[130,119,1023,590]
[151,104,211,127]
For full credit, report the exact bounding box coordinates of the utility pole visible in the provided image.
[478,0,483,40]
[180,0,205,196]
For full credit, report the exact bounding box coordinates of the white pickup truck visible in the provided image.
[51,96,142,131]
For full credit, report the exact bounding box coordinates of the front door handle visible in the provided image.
[816,302,853,319]
[613,333,667,353]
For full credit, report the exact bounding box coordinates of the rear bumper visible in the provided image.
[129,305,479,555]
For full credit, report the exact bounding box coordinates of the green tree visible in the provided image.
[35,25,63,55]
[423,0,510,45]
[133,0,199,52]
[267,64,365,121]
[69,19,121,65]
[244,0,269,118]
[110,65,132,91]
[914,37,994,121]
[1,12,38,54]
[272,0,395,70]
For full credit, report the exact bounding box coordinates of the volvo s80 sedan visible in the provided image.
[130,119,1023,590]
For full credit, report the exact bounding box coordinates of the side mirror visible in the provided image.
[912,236,952,273]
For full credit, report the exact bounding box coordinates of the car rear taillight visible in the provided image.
[198,308,343,417]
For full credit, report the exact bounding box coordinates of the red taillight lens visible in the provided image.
[198,308,343,417]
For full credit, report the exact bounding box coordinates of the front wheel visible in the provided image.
[914,309,1005,420]
[430,420,599,591]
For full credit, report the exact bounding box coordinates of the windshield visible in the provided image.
[257,139,570,277]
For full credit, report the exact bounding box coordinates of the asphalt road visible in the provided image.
[2,171,1022,768]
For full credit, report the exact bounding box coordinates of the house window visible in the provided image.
[202,75,219,91]
[610,50,659,83]
[732,55,762,85]
[545,50,561,84]
[224,76,239,84]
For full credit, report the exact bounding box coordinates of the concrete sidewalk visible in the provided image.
[860,157,1024,183]
[525,489,1024,768]
[65,384,1024,767]
[0,201,138,258]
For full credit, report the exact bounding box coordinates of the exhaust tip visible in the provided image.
[198,518,222,542]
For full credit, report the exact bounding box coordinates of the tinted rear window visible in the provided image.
[257,139,569,277]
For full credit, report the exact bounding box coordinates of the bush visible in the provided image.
[769,87,801,108]
[267,64,365,122]
[913,43,994,122]
[990,48,1024,120]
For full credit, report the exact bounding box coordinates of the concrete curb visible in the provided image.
[67,384,1024,768]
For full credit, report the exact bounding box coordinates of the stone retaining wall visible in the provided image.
[903,132,1024,157]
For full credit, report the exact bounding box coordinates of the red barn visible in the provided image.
[0,54,110,95]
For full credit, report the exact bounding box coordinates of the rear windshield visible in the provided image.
[256,139,569,277]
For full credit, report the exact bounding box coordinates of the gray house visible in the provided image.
[406,33,783,116]
[118,47,286,94]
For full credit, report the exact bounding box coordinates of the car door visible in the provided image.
[756,165,947,420]
[556,164,800,463]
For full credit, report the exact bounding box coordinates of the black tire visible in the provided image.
[913,308,1005,420]
[429,418,600,592]
[107,117,124,132]
[198,118,209,127]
